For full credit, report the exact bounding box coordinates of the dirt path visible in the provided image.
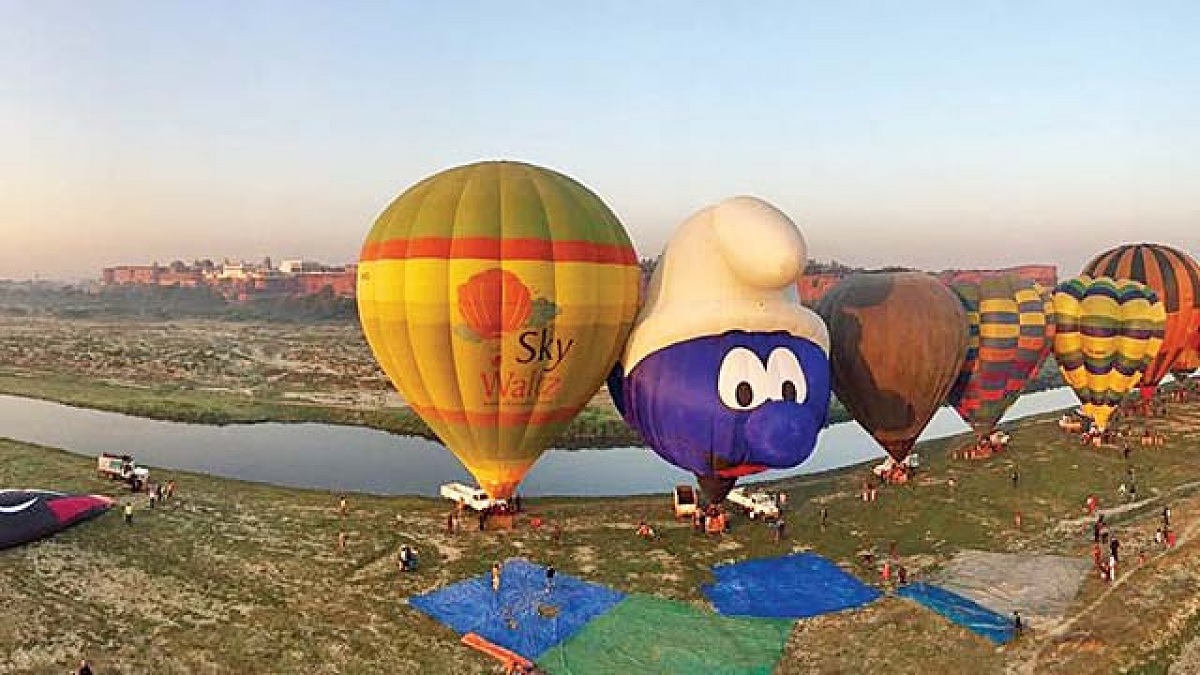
[1009,500,1200,674]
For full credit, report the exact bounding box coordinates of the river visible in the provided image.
[0,387,1081,497]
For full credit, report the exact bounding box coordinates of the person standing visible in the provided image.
[545,564,556,593]
[1011,466,1019,488]
[491,562,502,594]
[820,506,829,531]
[124,502,133,525]
[77,659,94,675]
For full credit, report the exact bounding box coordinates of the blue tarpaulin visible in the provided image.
[701,552,881,619]
[897,582,1015,645]
[408,558,626,660]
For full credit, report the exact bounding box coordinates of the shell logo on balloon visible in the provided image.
[455,268,560,342]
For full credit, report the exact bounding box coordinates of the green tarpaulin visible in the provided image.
[537,594,793,675]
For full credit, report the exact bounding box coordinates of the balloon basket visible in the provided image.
[485,513,516,531]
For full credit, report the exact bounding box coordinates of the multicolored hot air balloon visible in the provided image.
[608,197,831,504]
[816,272,969,463]
[1052,276,1166,431]
[947,277,1056,440]
[1083,244,1200,400]
[357,161,641,499]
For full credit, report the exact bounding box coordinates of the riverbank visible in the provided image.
[0,371,650,448]
[4,391,1200,673]
[0,316,1077,448]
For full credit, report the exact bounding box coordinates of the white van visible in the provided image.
[439,482,506,512]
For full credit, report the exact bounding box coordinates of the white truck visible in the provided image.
[872,453,920,478]
[673,485,698,519]
[439,482,506,512]
[727,487,780,520]
[96,453,150,485]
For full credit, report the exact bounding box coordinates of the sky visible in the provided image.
[1,1,1198,280]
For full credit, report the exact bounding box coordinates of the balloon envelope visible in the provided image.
[816,272,969,463]
[1082,244,1200,399]
[609,197,832,504]
[948,277,1056,437]
[1,489,112,549]
[357,161,641,499]
[1052,276,1166,430]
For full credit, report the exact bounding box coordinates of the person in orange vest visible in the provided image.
[881,560,892,585]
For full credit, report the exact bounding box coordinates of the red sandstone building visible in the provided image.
[796,264,1059,306]
[101,258,357,301]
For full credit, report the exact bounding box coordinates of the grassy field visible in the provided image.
[4,385,1200,673]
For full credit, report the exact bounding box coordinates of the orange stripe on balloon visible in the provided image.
[361,237,637,264]
[409,403,581,427]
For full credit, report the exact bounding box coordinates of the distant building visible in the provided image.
[796,263,1059,306]
[101,257,358,301]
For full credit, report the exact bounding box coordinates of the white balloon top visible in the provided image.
[622,196,831,372]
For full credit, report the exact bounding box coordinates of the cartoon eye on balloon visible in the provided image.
[717,347,808,410]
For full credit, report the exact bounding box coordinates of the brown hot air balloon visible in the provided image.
[816,272,969,463]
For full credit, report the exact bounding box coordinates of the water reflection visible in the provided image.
[0,387,1080,497]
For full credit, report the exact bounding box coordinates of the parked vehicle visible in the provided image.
[673,485,698,519]
[96,453,149,485]
[872,453,920,478]
[439,482,506,512]
[726,487,779,520]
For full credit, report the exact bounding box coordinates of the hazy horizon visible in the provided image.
[3,2,1198,280]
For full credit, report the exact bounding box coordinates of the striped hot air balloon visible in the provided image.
[357,161,641,499]
[1083,244,1200,400]
[948,277,1056,439]
[1052,276,1166,431]
[1172,337,1200,382]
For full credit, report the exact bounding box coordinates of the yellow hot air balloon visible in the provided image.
[357,161,641,499]
[1052,276,1166,431]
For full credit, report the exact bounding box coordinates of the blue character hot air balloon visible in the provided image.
[608,196,832,503]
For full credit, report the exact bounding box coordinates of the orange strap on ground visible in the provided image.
[461,632,533,670]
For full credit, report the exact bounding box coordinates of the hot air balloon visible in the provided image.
[1051,276,1166,431]
[1082,244,1200,401]
[816,272,968,464]
[947,277,1056,441]
[608,197,831,504]
[1,490,112,549]
[1170,336,1199,383]
[357,161,641,500]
